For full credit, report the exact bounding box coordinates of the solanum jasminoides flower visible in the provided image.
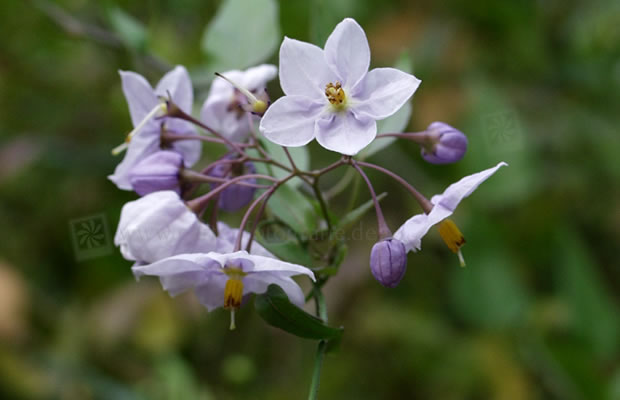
[260,18,421,155]
[201,65,277,143]
[128,150,184,196]
[420,122,468,164]
[114,191,216,264]
[108,66,201,190]
[393,162,507,265]
[370,238,407,288]
[132,251,315,329]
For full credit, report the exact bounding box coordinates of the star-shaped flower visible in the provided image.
[201,64,277,143]
[259,18,421,155]
[109,66,201,190]
[132,251,315,329]
[393,162,507,264]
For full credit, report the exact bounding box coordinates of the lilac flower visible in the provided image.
[201,65,277,143]
[420,122,468,164]
[208,154,257,212]
[109,66,201,190]
[128,151,183,196]
[132,251,315,329]
[114,191,216,264]
[370,238,407,288]
[215,222,273,258]
[393,162,507,265]
[259,18,421,155]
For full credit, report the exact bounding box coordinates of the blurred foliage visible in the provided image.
[0,0,619,399]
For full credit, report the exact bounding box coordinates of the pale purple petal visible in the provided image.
[279,37,336,98]
[248,254,315,281]
[131,253,220,279]
[430,162,508,212]
[243,275,305,307]
[168,134,201,167]
[119,70,158,127]
[260,95,324,147]
[393,207,453,252]
[315,112,376,155]
[108,128,161,190]
[194,273,228,311]
[114,191,217,263]
[160,272,206,297]
[216,222,274,258]
[201,94,248,142]
[155,65,193,113]
[324,18,370,88]
[351,67,421,120]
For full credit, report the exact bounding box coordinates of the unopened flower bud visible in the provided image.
[209,155,257,212]
[128,151,183,196]
[370,238,407,288]
[420,122,467,164]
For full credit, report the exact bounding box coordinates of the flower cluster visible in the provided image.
[109,17,507,331]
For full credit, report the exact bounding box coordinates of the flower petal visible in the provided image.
[430,162,508,212]
[239,64,278,90]
[216,222,274,258]
[119,70,158,127]
[131,253,220,279]
[155,65,193,113]
[259,95,324,147]
[204,251,315,281]
[108,128,161,190]
[315,112,376,155]
[351,67,421,120]
[194,273,228,311]
[324,18,370,88]
[243,275,306,307]
[279,37,336,98]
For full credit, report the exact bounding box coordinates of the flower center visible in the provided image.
[325,82,346,109]
[438,219,466,267]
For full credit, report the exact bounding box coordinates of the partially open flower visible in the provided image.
[201,65,277,143]
[114,191,216,264]
[420,122,468,164]
[109,66,201,191]
[132,251,315,329]
[393,162,507,266]
[208,154,257,212]
[128,151,183,196]
[370,238,407,288]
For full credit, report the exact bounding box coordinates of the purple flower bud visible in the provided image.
[209,154,257,212]
[370,238,407,288]
[128,151,183,196]
[420,122,467,164]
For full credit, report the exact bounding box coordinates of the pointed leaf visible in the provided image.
[255,284,344,340]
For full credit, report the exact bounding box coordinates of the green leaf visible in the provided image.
[334,192,387,233]
[266,183,317,235]
[107,7,148,52]
[201,0,280,72]
[359,53,413,159]
[255,284,343,340]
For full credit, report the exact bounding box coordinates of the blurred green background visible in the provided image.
[1,0,619,399]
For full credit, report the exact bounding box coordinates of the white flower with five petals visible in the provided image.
[260,18,421,155]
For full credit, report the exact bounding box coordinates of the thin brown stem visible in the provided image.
[350,160,391,239]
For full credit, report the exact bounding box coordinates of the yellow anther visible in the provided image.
[325,82,346,106]
[438,219,467,267]
[252,100,268,114]
[224,277,244,330]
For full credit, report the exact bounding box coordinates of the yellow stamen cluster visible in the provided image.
[438,219,467,267]
[325,82,346,106]
[223,267,247,330]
